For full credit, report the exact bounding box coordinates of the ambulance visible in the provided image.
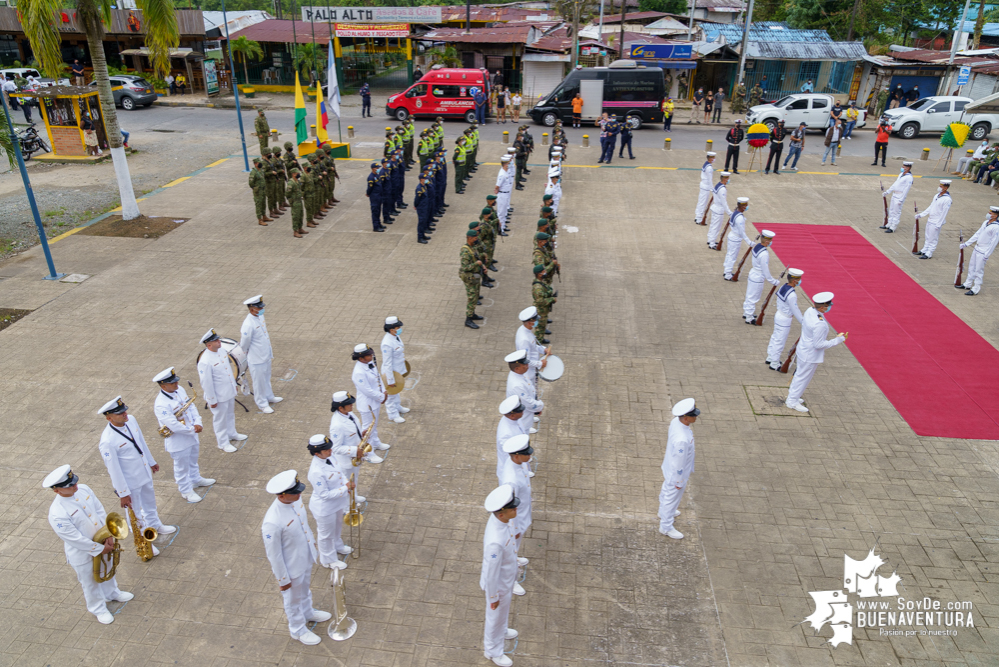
[385,66,491,122]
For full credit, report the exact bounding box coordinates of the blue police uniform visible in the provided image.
[415,180,431,242]
[366,166,384,231]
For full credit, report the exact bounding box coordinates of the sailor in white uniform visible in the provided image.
[505,350,542,435]
[152,367,215,503]
[261,470,332,646]
[694,151,716,224]
[329,390,379,510]
[306,435,353,571]
[498,435,532,595]
[766,269,805,370]
[743,230,781,323]
[45,465,134,625]
[380,316,410,423]
[351,343,391,453]
[515,306,549,388]
[239,295,283,413]
[882,161,914,232]
[724,197,754,280]
[97,396,176,549]
[707,171,732,249]
[658,398,699,540]
[197,329,245,453]
[480,484,521,667]
[496,395,530,478]
[545,169,562,215]
[914,180,952,259]
[959,207,999,295]
[785,292,848,412]
[495,156,515,231]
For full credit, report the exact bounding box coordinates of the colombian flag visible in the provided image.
[294,72,308,145]
[316,93,329,145]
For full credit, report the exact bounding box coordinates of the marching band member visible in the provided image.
[261,470,332,646]
[481,484,521,667]
[351,344,391,454]
[658,398,699,540]
[45,465,133,625]
[97,396,175,553]
[380,316,410,423]
[330,390,379,509]
[505,351,542,435]
[152,367,215,503]
[766,269,805,370]
[306,435,353,570]
[785,292,848,412]
[499,434,532,594]
[197,329,245,453]
[496,395,529,479]
[240,295,283,413]
[742,230,780,323]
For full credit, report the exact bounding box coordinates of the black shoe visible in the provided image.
[418,237,429,244]
[516,186,525,190]
[442,204,450,208]
[955,284,967,289]
[882,163,886,167]
[545,329,552,335]
[918,254,929,259]
[465,318,480,329]
[482,282,494,289]
[878,225,887,229]
[774,171,780,175]
[597,160,604,164]
[764,170,769,174]
[965,290,976,296]
[524,169,531,174]
[540,338,550,344]
[499,231,509,236]
[374,227,386,232]
[871,162,878,166]
[884,229,894,233]
[399,204,409,209]
[489,263,498,271]
[471,313,483,320]
[630,156,635,160]
[732,170,740,174]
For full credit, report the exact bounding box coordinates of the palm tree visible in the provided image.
[20,0,179,220]
[230,35,263,86]
[292,42,327,85]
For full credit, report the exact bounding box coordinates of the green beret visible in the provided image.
[481,207,493,215]
[541,206,552,213]
[467,230,478,237]
[535,232,550,241]
[468,221,479,229]
[486,195,497,201]
[537,219,549,228]
[542,194,553,201]
[533,264,545,274]
[284,141,293,150]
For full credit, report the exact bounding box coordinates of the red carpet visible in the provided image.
[764,223,999,440]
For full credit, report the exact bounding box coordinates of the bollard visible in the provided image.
[706,138,713,152]
[582,134,589,147]
[348,126,355,138]
[542,132,549,145]
[665,137,671,150]
[270,129,279,145]
[310,124,316,137]
[921,148,930,161]
[503,131,509,144]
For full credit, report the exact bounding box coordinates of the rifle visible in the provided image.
[699,195,712,226]
[880,180,888,227]
[754,269,786,326]
[911,202,920,254]
[779,336,799,374]
[955,230,965,287]
[730,237,757,282]
[714,215,728,251]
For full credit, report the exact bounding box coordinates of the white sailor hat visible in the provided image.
[307,434,333,453]
[737,197,750,204]
[43,464,78,489]
[353,343,371,354]
[200,328,221,344]
[519,306,538,321]
[552,147,562,153]
[243,294,264,307]
[706,151,717,157]
[719,171,731,177]
[548,168,560,177]
[501,155,512,162]
[812,291,835,304]
[507,147,517,153]
[991,206,999,213]
[902,161,913,166]
[502,433,533,455]
[98,396,128,416]
[504,349,528,363]
[484,484,520,512]
[330,390,356,410]
[385,316,401,326]
[788,268,804,277]
[550,159,559,166]
[761,230,776,238]
[671,398,700,417]
[940,179,952,185]
[266,470,306,495]
[152,367,179,384]
[499,395,524,415]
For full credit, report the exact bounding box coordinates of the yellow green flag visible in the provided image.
[294,72,307,145]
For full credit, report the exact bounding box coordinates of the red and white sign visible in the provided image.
[334,23,408,37]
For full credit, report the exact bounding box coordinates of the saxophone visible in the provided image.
[127,506,157,561]
[158,384,198,437]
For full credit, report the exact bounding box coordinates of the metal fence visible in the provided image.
[742,59,859,100]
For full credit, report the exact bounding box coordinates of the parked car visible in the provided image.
[385,67,491,123]
[882,96,996,140]
[0,68,69,87]
[90,75,157,110]
[745,93,867,131]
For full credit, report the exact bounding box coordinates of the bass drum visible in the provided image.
[539,355,564,382]
[197,337,248,381]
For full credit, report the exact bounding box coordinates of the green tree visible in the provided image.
[230,35,263,85]
[1,104,15,169]
[638,0,687,14]
[20,0,179,220]
[292,42,327,83]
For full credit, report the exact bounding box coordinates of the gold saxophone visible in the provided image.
[127,506,157,561]
[158,385,198,438]
[350,409,375,466]
[92,512,128,582]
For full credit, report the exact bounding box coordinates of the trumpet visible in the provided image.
[158,382,198,438]
[92,512,129,582]
[127,506,157,561]
[343,473,363,559]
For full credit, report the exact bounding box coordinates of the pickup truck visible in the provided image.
[745,93,867,131]
[882,96,996,140]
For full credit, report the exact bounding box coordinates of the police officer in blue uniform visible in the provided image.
[415,172,432,244]
[366,162,387,232]
[394,149,407,212]
[378,158,396,224]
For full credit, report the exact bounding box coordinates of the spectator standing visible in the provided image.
[1,77,18,110]
[843,101,859,139]
[828,99,843,127]
[873,118,891,167]
[662,97,674,131]
[689,87,704,124]
[906,85,921,106]
[496,86,507,123]
[71,60,85,86]
[724,119,744,173]
[800,79,814,93]
[81,117,99,156]
[712,88,724,123]
[703,91,713,124]
[618,121,634,160]
[473,86,487,124]
[492,70,503,88]
[822,119,842,166]
[784,122,806,171]
[765,120,786,175]
[572,93,583,128]
[890,84,904,109]
[359,82,371,117]
[511,90,522,122]
[413,65,423,81]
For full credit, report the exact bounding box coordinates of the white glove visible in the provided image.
[882,192,888,198]
[960,243,967,249]
[915,214,921,220]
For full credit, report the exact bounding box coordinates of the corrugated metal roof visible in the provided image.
[748,41,867,60]
[600,11,670,23]
[438,7,553,23]
[419,24,535,44]
[696,0,746,9]
[708,21,833,43]
[227,19,333,45]
[888,48,997,65]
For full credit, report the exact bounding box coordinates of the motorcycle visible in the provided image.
[18,123,50,160]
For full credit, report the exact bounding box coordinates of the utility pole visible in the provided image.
[572,1,581,68]
[943,0,973,95]
[465,0,471,33]
[846,0,862,41]
[619,2,626,59]
[737,0,755,85]
[687,0,695,41]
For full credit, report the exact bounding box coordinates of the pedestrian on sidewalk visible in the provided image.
[712,88,724,123]
[662,98,673,131]
[71,60,85,86]
[724,119,744,173]
[872,117,891,167]
[765,120,786,174]
[843,101,858,139]
[821,119,842,166]
[496,86,507,123]
[572,93,583,128]
[618,121,635,160]
[689,87,704,124]
[784,122,805,171]
[703,92,713,124]
[360,82,371,117]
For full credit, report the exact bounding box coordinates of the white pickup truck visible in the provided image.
[745,93,867,131]
[883,96,997,140]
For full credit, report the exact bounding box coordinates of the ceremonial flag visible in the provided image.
[316,88,329,145]
[294,72,308,145]
[327,39,341,118]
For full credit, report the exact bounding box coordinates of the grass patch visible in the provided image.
[77,215,189,239]
[0,308,32,332]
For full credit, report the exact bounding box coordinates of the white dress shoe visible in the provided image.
[485,653,513,667]
[293,630,321,645]
[674,510,681,517]
[338,545,354,555]
[271,397,283,403]
[151,545,161,556]
[197,478,216,487]
[328,560,347,570]
[364,453,384,464]
[261,407,274,414]
[517,557,529,566]
[157,525,178,535]
[355,495,366,503]
[399,406,410,413]
[374,442,391,450]
[528,428,538,434]
[183,492,203,503]
[220,443,238,453]
[659,528,684,539]
[786,402,809,413]
[110,591,134,602]
[391,416,406,423]
[513,583,526,596]
[533,416,539,423]
[231,433,249,441]
[505,628,519,640]
[307,610,333,623]
[96,611,115,625]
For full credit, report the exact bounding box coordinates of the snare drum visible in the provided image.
[538,355,564,382]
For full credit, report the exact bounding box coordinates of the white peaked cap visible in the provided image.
[499,395,523,414]
[484,484,516,512]
[266,470,299,494]
[353,343,370,354]
[761,230,775,238]
[519,306,538,321]
[504,350,528,363]
[671,398,697,417]
[42,464,74,489]
[385,316,400,326]
[788,268,804,277]
[812,291,834,304]
[502,433,532,454]
[243,294,264,306]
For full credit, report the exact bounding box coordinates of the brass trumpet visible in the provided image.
[158,383,198,438]
[92,512,129,582]
[344,473,363,559]
[127,506,157,561]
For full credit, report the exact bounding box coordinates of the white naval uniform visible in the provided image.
[786,307,845,406]
[724,209,754,278]
[496,415,529,479]
[307,456,350,565]
[499,457,532,554]
[506,370,543,434]
[658,416,694,532]
[240,312,276,410]
[48,484,125,618]
[707,181,731,248]
[98,417,162,530]
[352,360,386,449]
[496,165,514,230]
[153,387,205,495]
[480,514,519,660]
[694,160,714,223]
[884,171,913,231]
[915,191,952,257]
[261,497,321,637]
[515,325,546,387]
[197,347,239,448]
[963,220,999,294]
[767,283,804,368]
[380,332,406,419]
[329,410,364,497]
[544,179,562,216]
[743,243,781,320]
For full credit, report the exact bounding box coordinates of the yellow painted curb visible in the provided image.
[161,176,191,188]
[205,158,230,168]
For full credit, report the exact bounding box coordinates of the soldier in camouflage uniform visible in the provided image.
[322,145,340,205]
[254,109,270,154]
[460,230,485,329]
[532,232,558,282]
[731,82,747,114]
[479,207,498,270]
[748,83,763,109]
[469,220,495,288]
[262,149,280,218]
[287,168,307,238]
[541,203,557,235]
[531,264,556,344]
[282,142,297,181]
[311,154,327,219]
[301,162,317,227]
[248,157,270,225]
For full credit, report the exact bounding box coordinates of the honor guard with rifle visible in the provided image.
[707,172,732,249]
[45,464,134,625]
[381,316,411,423]
[481,484,522,667]
[306,435,353,571]
[152,367,215,503]
[329,390,378,507]
[261,469,332,646]
[240,295,282,413]
[351,344,391,455]
[766,269,805,370]
[659,399,699,540]
[915,180,952,258]
[253,108,270,154]
[98,397,176,555]
[461,229,485,329]
[694,152,716,224]
[197,328,246,453]
[724,197,754,280]
[506,350,543,435]
[881,161,914,233]
[958,206,999,295]
[785,292,848,412]
[742,230,781,323]
[496,395,531,479]
[499,434,532,597]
